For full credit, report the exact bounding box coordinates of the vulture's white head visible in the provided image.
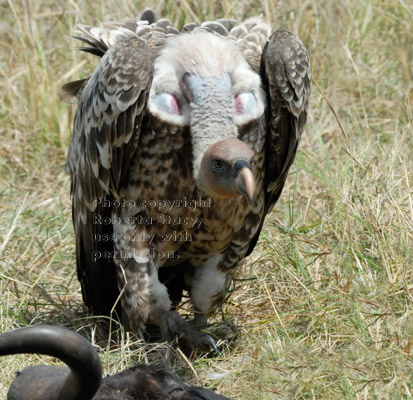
[148,31,266,203]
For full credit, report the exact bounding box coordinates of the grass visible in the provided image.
[0,0,412,398]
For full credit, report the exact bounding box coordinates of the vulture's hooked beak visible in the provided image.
[199,137,256,203]
[233,160,255,205]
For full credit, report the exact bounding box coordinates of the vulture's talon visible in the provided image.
[159,311,218,354]
[188,330,218,354]
[200,333,219,354]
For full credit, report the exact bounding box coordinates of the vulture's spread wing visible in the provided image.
[65,34,154,315]
[246,29,311,255]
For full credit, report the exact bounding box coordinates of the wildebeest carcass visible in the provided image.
[0,325,231,400]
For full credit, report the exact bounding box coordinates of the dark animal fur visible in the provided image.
[0,325,230,400]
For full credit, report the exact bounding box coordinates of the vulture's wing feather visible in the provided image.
[65,34,153,315]
[247,29,311,255]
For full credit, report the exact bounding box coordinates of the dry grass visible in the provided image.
[0,0,412,399]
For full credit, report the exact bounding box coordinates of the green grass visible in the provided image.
[0,0,412,399]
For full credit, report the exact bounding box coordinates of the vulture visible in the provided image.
[0,325,231,400]
[64,9,311,350]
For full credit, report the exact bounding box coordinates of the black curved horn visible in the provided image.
[0,325,102,400]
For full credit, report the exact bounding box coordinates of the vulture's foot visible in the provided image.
[203,321,239,345]
[159,311,218,353]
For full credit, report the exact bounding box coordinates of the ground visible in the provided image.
[0,0,412,399]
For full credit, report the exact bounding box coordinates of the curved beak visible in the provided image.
[233,161,256,205]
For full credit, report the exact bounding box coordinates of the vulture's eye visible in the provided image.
[212,159,224,172]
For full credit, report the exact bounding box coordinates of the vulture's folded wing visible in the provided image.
[65,34,153,315]
[247,29,311,255]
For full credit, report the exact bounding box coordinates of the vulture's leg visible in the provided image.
[190,254,229,328]
[113,219,172,335]
[116,253,170,335]
[115,249,217,352]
